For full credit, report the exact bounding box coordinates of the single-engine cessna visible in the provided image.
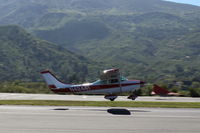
[41,69,145,101]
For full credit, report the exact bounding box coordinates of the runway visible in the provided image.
[0,105,200,133]
[1,93,200,102]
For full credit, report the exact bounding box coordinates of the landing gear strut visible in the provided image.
[104,95,118,101]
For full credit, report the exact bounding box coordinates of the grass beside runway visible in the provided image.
[0,100,200,108]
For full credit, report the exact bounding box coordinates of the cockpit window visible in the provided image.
[109,79,119,83]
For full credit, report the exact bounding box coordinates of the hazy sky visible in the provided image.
[164,0,200,6]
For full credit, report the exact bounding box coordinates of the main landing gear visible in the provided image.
[104,95,118,101]
[127,93,138,100]
[110,98,115,101]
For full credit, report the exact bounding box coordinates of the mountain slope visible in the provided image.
[0,0,200,86]
[0,0,200,29]
[0,25,100,82]
[32,8,200,82]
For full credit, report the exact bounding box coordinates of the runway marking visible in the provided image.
[1,93,200,102]
[82,96,87,99]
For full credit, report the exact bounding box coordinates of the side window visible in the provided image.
[110,79,119,83]
[101,80,108,84]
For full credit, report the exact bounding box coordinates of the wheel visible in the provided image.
[110,98,115,101]
[127,94,137,100]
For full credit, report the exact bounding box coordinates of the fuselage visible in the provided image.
[50,79,143,95]
[41,69,145,101]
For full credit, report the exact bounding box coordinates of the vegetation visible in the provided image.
[0,81,200,97]
[0,100,199,108]
[0,0,200,93]
[0,81,51,94]
[0,25,102,82]
[189,88,200,97]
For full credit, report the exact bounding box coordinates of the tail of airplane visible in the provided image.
[151,84,170,96]
[151,84,180,96]
[41,70,71,89]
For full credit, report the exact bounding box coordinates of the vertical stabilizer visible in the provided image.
[41,70,71,89]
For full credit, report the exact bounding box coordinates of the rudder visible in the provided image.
[41,70,71,89]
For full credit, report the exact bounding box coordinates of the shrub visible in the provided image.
[189,88,200,97]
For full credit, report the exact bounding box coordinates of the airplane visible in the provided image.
[41,68,145,101]
[151,84,180,96]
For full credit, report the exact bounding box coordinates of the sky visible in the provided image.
[164,0,200,6]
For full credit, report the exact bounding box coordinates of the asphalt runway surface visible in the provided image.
[1,93,200,102]
[0,105,199,133]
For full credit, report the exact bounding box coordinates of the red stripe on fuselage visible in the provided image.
[51,82,140,93]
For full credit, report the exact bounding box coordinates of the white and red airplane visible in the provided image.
[41,69,145,101]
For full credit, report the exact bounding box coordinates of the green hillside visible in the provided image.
[0,0,200,89]
[0,25,100,82]
[0,0,199,29]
